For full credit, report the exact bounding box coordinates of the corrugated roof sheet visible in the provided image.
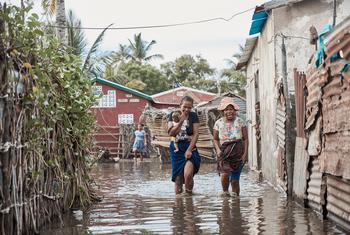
[249,11,268,35]
[94,78,153,101]
[263,0,305,11]
[236,37,258,70]
[248,0,305,35]
[196,92,247,114]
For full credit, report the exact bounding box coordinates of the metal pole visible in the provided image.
[281,35,294,196]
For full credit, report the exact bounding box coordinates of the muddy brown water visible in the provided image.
[41,160,346,234]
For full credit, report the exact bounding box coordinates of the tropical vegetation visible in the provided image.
[0,3,98,233]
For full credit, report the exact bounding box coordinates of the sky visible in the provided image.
[5,0,266,71]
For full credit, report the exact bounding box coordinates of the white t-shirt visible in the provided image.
[213,117,246,145]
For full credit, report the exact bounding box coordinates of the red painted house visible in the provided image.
[151,86,217,109]
[92,78,153,156]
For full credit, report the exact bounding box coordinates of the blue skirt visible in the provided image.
[133,139,146,153]
[169,141,201,182]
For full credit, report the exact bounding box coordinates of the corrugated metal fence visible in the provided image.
[301,19,350,230]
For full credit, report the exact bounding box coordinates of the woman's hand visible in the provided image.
[185,150,192,159]
[179,111,188,122]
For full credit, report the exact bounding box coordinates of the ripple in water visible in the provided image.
[41,160,346,235]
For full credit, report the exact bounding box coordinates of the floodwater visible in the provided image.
[41,160,346,235]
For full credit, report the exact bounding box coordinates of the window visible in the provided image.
[176,91,184,96]
[92,86,116,108]
[118,99,128,103]
[108,90,116,107]
[94,86,103,96]
[118,114,134,124]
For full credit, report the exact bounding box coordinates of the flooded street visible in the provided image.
[42,160,345,234]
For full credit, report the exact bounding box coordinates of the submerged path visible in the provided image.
[42,160,345,234]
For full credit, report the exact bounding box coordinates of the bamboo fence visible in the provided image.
[143,106,216,163]
[0,4,97,234]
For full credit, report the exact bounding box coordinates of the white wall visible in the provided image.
[246,14,278,184]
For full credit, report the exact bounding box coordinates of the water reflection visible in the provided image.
[41,160,346,235]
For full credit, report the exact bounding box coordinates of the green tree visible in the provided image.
[126,79,147,91]
[220,44,247,96]
[220,69,246,97]
[111,61,169,95]
[225,44,244,69]
[127,33,164,64]
[161,54,215,88]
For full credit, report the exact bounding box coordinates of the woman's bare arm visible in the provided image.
[213,129,221,156]
[187,123,199,152]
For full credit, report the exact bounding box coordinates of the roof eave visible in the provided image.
[94,78,153,101]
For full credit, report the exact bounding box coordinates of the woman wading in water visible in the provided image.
[213,97,248,195]
[168,96,201,195]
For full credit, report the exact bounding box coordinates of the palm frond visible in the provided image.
[144,54,164,61]
[82,23,113,72]
[42,0,56,16]
[66,10,87,57]
[144,40,156,52]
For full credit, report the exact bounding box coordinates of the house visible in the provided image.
[151,86,217,109]
[238,0,350,188]
[196,92,247,114]
[237,0,350,229]
[92,78,153,156]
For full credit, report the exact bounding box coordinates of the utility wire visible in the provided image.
[48,7,256,30]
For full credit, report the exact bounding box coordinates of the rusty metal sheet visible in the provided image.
[326,175,350,229]
[344,67,350,84]
[294,69,306,138]
[322,75,344,99]
[325,28,350,62]
[293,137,309,200]
[327,59,348,77]
[307,157,326,214]
[305,67,322,129]
[307,117,322,156]
[318,67,329,87]
[320,131,350,180]
[322,86,350,133]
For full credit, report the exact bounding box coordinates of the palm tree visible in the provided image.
[224,44,244,69]
[127,33,163,64]
[42,0,67,43]
[220,44,247,96]
[67,10,87,57]
[65,10,111,79]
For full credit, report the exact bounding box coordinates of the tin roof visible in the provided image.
[237,0,305,70]
[249,0,305,36]
[196,92,247,113]
[235,36,258,70]
[94,78,153,101]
